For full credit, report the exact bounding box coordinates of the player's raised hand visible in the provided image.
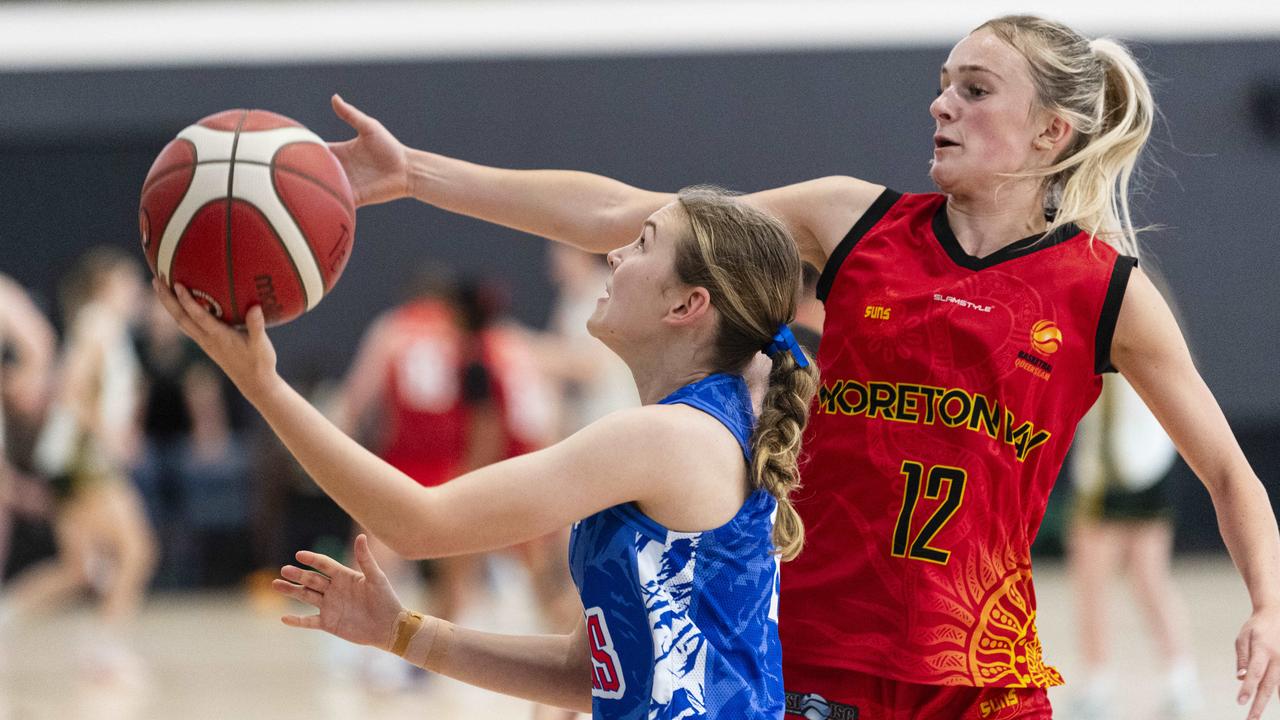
[273,534,406,651]
[1236,607,1280,719]
[152,279,278,397]
[328,94,411,207]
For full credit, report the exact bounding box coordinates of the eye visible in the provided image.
[967,84,988,98]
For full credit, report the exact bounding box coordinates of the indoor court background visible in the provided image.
[1,1,1278,718]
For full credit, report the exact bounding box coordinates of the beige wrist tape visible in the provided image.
[424,618,453,670]
[390,610,425,657]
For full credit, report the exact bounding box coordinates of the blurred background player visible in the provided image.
[0,248,158,683]
[1066,372,1204,720]
[332,265,555,690]
[0,274,57,587]
[133,300,246,588]
[535,243,640,436]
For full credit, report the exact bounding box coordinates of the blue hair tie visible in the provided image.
[763,323,810,368]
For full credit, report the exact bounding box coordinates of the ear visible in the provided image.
[663,285,713,328]
[1035,112,1074,154]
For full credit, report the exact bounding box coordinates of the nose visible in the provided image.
[930,89,955,123]
[606,246,622,270]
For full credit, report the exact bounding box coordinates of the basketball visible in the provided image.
[138,109,355,326]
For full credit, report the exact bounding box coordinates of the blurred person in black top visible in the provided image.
[134,301,247,587]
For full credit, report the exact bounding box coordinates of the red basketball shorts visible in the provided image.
[784,665,1051,720]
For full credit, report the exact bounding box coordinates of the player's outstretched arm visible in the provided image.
[1113,268,1280,720]
[328,95,886,262]
[154,280,685,557]
[274,533,592,712]
[328,94,670,253]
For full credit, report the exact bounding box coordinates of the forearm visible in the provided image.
[1210,473,1280,610]
[406,149,671,253]
[404,619,591,712]
[250,376,432,554]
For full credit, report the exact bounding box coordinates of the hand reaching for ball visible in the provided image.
[153,279,279,398]
[328,94,413,207]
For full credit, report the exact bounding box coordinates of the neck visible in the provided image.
[945,180,1047,258]
[621,337,720,405]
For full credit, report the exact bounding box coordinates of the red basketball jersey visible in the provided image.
[780,191,1135,689]
[381,300,471,487]
[379,303,555,486]
[477,324,557,458]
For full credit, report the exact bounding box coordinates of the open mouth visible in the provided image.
[934,137,960,149]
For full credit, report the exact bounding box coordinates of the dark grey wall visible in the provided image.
[2,42,1278,549]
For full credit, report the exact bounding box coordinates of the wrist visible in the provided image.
[401,614,453,671]
[387,607,421,654]
[404,148,443,204]
[243,370,288,406]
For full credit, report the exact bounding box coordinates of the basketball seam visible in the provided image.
[140,138,199,195]
[226,110,247,323]
[271,162,357,216]
[233,199,308,325]
[165,198,233,283]
[272,142,334,293]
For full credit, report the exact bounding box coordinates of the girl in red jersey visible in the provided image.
[320,14,1280,719]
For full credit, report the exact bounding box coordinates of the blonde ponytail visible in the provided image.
[979,16,1156,256]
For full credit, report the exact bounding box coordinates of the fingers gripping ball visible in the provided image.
[139,109,356,326]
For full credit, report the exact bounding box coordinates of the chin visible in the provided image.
[928,162,955,193]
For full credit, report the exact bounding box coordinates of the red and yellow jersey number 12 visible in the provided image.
[891,461,967,564]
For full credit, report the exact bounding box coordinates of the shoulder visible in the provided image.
[584,403,733,449]
[569,404,743,480]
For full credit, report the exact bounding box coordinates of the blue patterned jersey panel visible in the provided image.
[569,373,784,719]
[657,372,755,460]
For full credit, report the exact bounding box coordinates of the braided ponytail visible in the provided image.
[751,350,818,561]
[673,186,819,560]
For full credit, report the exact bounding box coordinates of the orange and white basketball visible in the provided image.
[138,109,355,326]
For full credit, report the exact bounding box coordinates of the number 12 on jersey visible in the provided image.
[891,461,967,564]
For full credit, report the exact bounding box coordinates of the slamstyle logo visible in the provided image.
[933,293,993,313]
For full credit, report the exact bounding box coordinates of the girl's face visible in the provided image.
[928,29,1059,196]
[588,203,690,354]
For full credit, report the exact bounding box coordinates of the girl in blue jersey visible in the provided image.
[153,187,817,719]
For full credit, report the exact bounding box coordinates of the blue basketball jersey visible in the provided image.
[569,372,785,719]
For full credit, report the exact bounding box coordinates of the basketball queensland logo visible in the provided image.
[1015,320,1061,381]
[1029,320,1062,355]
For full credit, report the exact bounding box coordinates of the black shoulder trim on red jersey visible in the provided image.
[816,188,902,302]
[932,201,1081,271]
[1095,255,1138,374]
